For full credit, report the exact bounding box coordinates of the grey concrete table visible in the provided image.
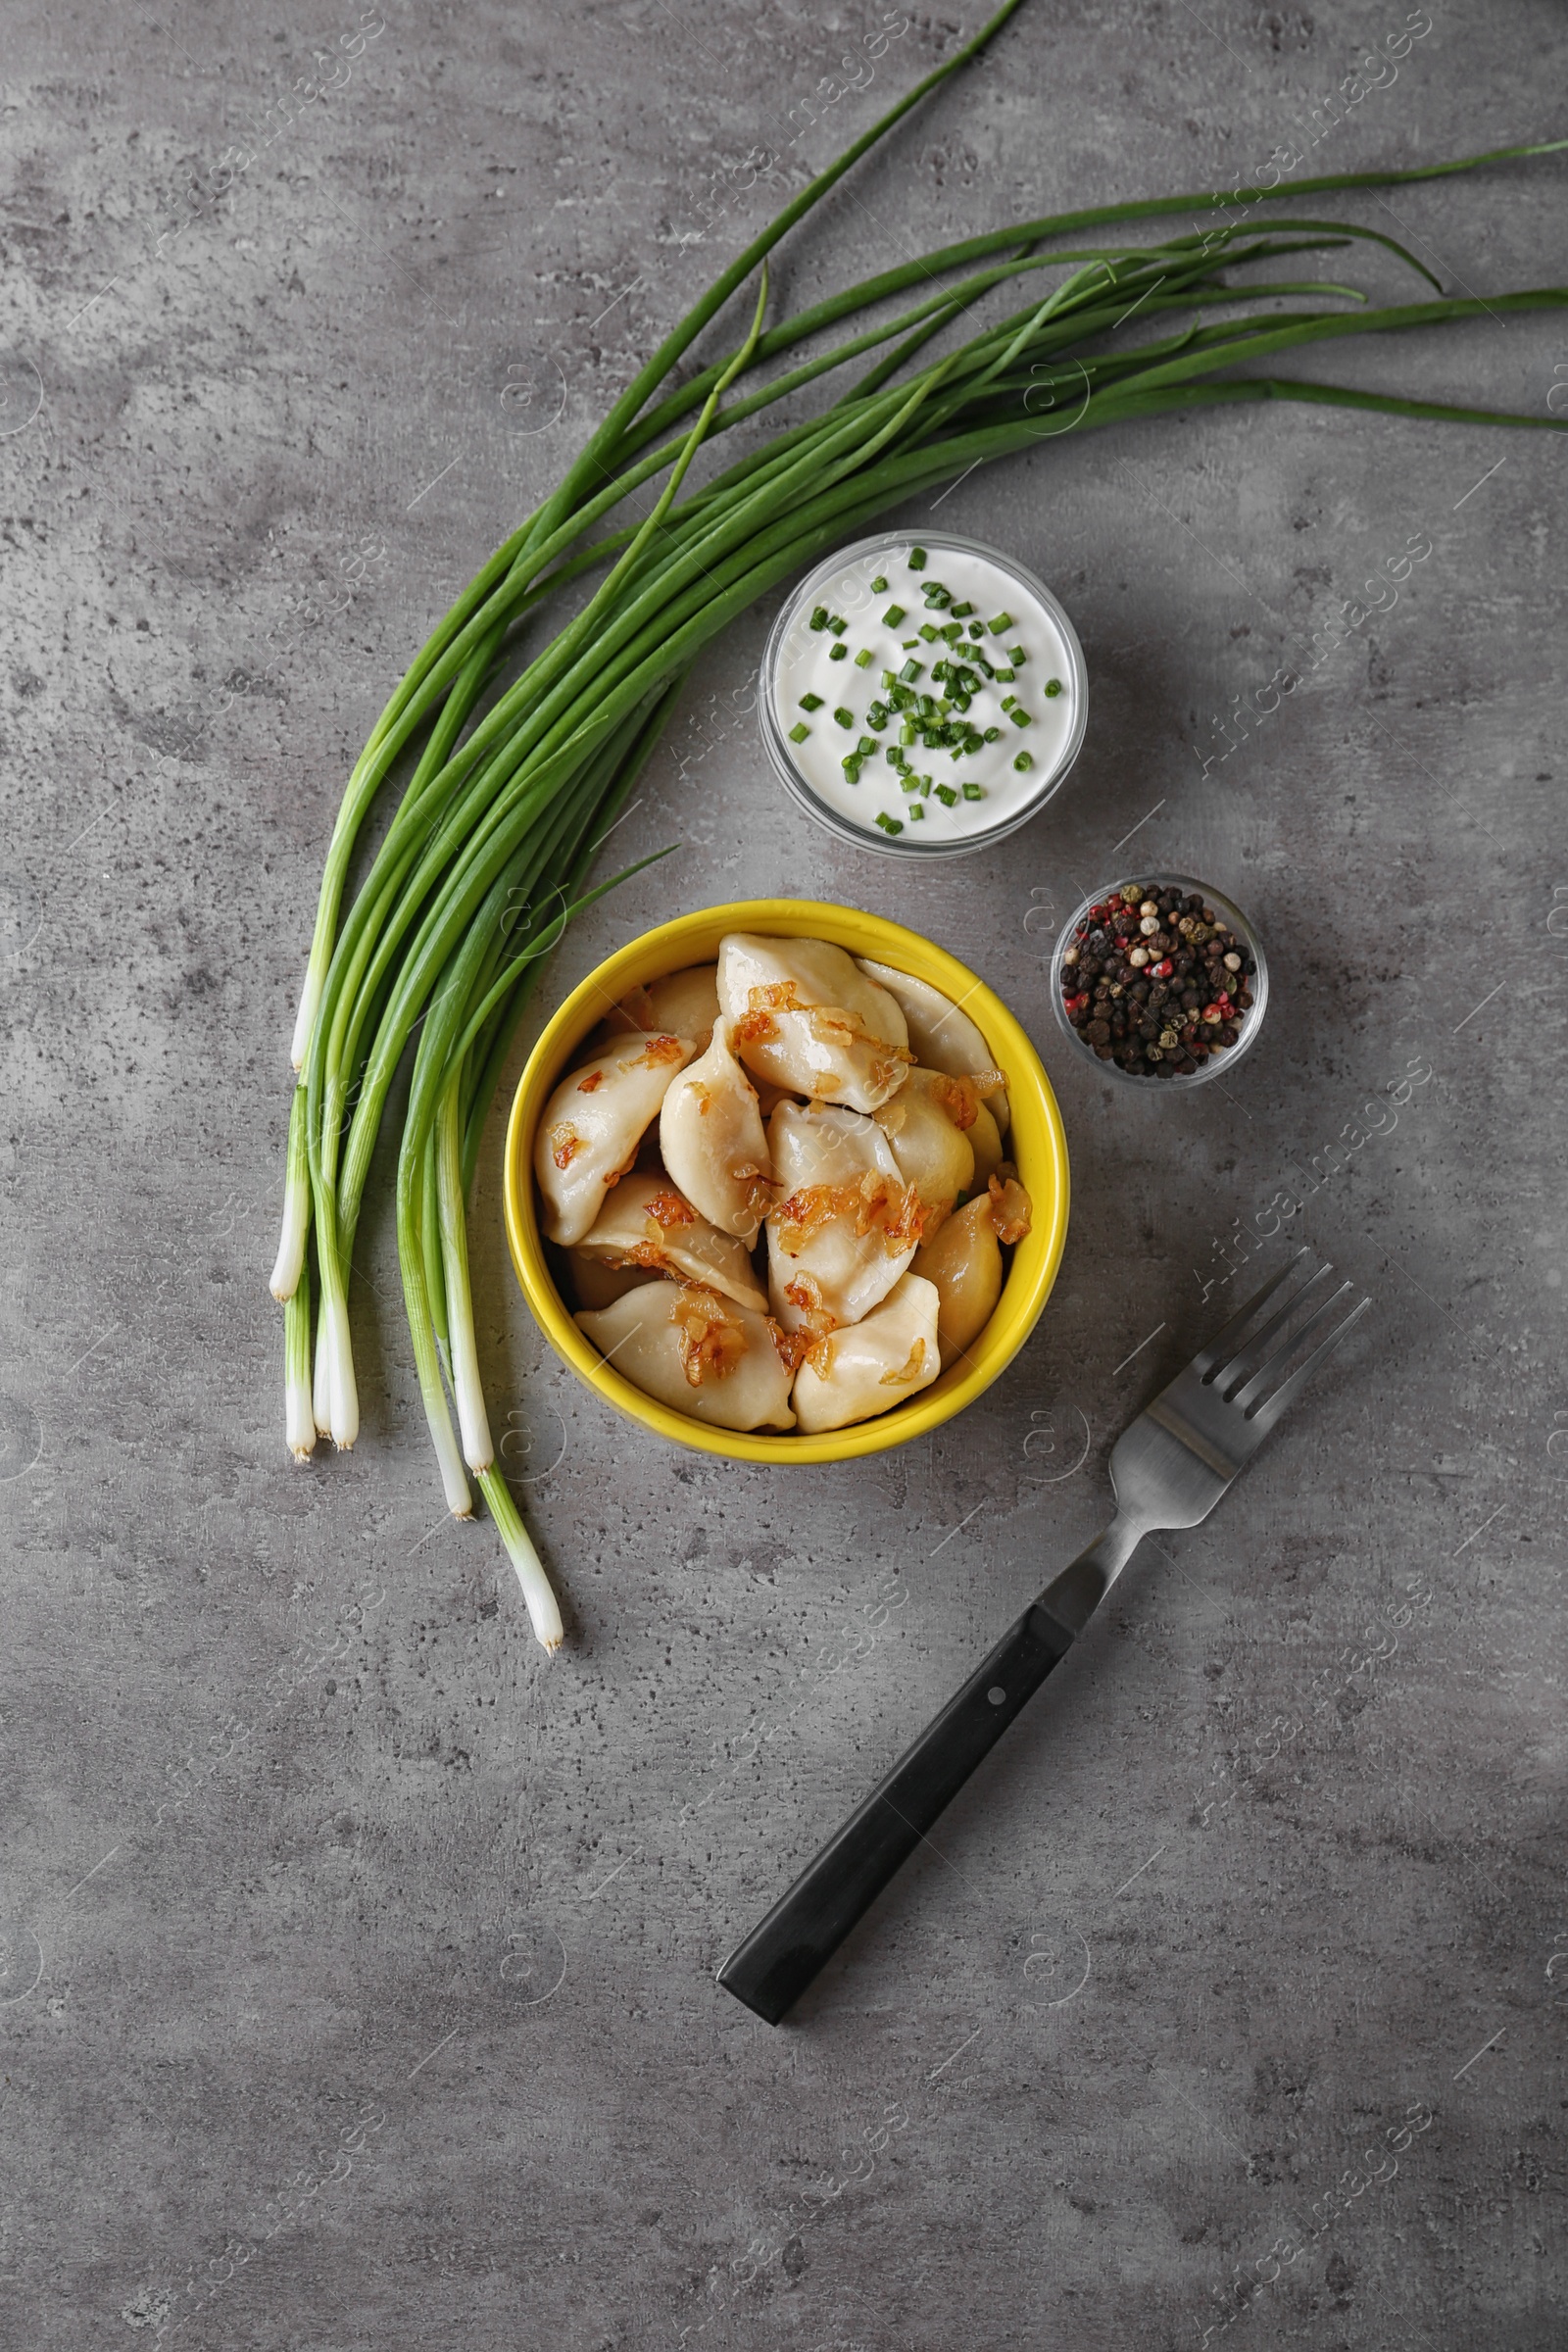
[3,3,1563,2345]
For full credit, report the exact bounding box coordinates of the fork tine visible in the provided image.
[1189,1247,1319,1381]
[1238,1291,1371,1433]
[1230,1279,1357,1409]
[1210,1260,1335,1396]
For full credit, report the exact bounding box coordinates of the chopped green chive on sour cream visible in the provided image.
[763,533,1084,852]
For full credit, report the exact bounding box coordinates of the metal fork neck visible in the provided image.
[1037,1513,1147,1638]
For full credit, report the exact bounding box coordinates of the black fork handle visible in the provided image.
[715,1599,1076,2025]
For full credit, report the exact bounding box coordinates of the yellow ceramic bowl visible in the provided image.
[503,900,1069,1463]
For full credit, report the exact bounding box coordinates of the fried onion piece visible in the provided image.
[987,1170,1033,1247]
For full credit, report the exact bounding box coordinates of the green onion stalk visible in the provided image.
[272,0,1567,1648]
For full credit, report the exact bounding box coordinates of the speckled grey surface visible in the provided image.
[3,3,1565,2345]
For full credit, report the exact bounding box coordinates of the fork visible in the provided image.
[717,1248,1370,2025]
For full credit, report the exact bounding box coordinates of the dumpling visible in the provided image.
[602,963,720,1054]
[873,1071,976,1231]
[911,1196,1003,1369]
[567,1253,661,1312]
[967,1100,1004,1193]
[534,1033,696,1247]
[912,1173,1034,1369]
[717,932,911,1113]
[576,1282,796,1432]
[766,1100,920,1332]
[660,1021,776,1240]
[575,1172,766,1311]
[856,956,1010,1133]
[791,1274,942,1434]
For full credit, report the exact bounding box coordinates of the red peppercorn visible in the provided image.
[1153,957,1173,978]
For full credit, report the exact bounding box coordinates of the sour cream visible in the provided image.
[760,532,1086,856]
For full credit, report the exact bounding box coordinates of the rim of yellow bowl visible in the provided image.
[503,900,1070,1463]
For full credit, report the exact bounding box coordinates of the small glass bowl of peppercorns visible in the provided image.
[1049,874,1268,1089]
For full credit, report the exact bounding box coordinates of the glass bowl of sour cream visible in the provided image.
[759,531,1087,858]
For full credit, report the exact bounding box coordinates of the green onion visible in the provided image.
[935,783,958,807]
[1007,646,1027,664]
[829,642,849,661]
[1013,751,1034,770]
[871,573,889,592]
[876,811,904,834]
[908,802,926,820]
[271,0,1568,1639]
[1010,708,1032,727]
[951,601,975,618]
[901,659,924,683]
[800,691,824,710]
[1044,677,1063,697]
[962,781,985,800]
[988,612,1013,634]
[834,706,856,729]
[854,646,874,667]
[827,613,848,635]
[789,720,810,743]
[882,604,906,626]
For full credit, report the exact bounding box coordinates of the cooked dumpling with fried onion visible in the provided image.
[576,1172,766,1311]
[873,1070,976,1232]
[912,1174,1034,1368]
[534,1033,696,1248]
[792,1274,942,1434]
[766,1100,920,1333]
[718,932,911,1113]
[575,1282,796,1432]
[602,963,720,1054]
[856,956,1010,1133]
[660,1021,776,1240]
